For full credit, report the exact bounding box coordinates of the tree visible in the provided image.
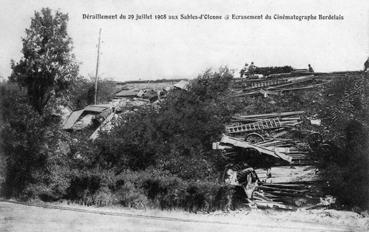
[10,8,78,114]
[2,8,78,199]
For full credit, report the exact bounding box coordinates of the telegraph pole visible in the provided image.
[94,28,102,105]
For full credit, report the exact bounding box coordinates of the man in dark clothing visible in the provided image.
[308,64,314,73]
[248,62,256,75]
[224,163,259,199]
[237,166,259,199]
[240,63,249,78]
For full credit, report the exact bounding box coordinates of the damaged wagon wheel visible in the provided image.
[307,132,323,150]
[245,133,264,144]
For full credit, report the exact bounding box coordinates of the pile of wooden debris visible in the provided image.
[230,70,356,98]
[213,111,332,209]
[214,111,322,165]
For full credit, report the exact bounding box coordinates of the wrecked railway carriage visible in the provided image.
[61,79,190,140]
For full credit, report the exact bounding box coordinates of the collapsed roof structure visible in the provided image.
[63,104,112,131]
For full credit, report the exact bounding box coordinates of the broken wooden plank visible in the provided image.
[256,140,286,147]
[266,82,302,90]
[279,84,323,92]
[286,75,314,83]
[255,166,320,183]
[235,111,305,119]
[63,110,84,130]
[220,135,293,163]
[253,201,295,210]
[266,72,293,78]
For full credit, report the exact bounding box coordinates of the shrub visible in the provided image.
[66,168,235,212]
[93,186,117,207]
[95,68,236,181]
[318,74,369,209]
[115,181,148,208]
[116,169,234,212]
[67,168,113,204]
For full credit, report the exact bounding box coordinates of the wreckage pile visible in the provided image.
[61,79,190,140]
[252,166,327,209]
[213,110,329,209]
[230,69,345,98]
[210,67,347,209]
[217,111,321,165]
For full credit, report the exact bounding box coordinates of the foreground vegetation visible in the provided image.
[0,8,368,211]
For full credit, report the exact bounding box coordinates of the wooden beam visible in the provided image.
[235,111,305,119]
[220,135,292,163]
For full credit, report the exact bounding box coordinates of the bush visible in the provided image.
[95,68,236,180]
[114,169,234,212]
[115,182,148,208]
[65,168,234,212]
[318,74,369,209]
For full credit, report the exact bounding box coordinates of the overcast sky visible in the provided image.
[0,0,368,81]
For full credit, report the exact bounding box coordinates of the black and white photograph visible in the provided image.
[0,0,368,231]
